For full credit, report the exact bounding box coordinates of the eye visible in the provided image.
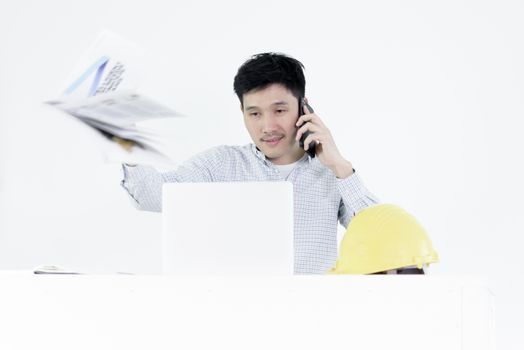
[276,109,287,114]
[250,112,260,118]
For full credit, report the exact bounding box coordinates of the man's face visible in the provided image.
[242,83,305,165]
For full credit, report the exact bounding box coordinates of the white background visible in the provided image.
[0,1,522,348]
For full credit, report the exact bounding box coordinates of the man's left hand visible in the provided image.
[295,100,354,179]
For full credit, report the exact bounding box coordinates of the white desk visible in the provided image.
[0,273,493,350]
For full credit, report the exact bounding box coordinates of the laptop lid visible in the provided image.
[162,181,294,275]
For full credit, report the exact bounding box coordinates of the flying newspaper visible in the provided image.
[46,30,180,165]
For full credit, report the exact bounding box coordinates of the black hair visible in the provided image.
[233,52,306,106]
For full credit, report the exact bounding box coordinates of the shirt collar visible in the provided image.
[250,143,312,167]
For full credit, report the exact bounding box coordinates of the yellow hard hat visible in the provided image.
[330,204,439,275]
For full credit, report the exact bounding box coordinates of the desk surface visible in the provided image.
[0,273,493,350]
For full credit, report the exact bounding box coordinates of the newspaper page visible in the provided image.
[46,30,181,165]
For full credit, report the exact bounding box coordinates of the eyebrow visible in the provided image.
[245,101,289,111]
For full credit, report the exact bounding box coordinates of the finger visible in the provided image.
[297,113,326,129]
[295,122,321,141]
[303,98,315,114]
[303,103,313,115]
[303,133,319,151]
[112,136,136,152]
[296,113,316,127]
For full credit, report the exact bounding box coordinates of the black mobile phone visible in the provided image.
[299,97,316,158]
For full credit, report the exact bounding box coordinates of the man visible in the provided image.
[121,52,379,274]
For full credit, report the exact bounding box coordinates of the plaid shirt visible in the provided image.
[121,144,379,274]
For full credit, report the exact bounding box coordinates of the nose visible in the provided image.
[261,114,279,134]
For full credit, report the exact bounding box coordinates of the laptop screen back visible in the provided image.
[162,181,294,275]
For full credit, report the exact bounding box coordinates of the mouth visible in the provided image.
[262,136,284,146]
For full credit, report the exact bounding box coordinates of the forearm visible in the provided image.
[337,171,380,227]
[330,159,355,179]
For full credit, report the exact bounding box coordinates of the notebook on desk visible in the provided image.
[162,181,294,275]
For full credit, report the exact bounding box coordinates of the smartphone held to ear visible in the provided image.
[299,97,316,158]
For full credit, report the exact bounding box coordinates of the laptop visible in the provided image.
[162,181,294,275]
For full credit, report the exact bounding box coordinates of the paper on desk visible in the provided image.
[33,265,134,275]
[45,30,182,166]
[33,265,81,275]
